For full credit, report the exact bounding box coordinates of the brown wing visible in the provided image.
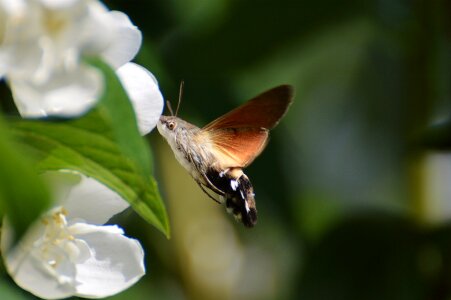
[207,128,269,168]
[204,85,293,131]
[204,85,293,168]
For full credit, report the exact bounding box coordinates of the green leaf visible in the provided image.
[10,110,170,237]
[0,116,51,242]
[9,60,170,238]
[0,281,30,300]
[89,59,153,177]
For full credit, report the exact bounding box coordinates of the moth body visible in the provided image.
[207,168,257,226]
[157,85,294,227]
[157,115,258,226]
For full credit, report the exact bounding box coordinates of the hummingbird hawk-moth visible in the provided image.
[157,85,293,227]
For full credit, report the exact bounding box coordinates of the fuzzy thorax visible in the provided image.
[157,116,214,183]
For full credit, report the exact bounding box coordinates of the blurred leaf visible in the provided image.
[298,214,429,300]
[295,191,344,242]
[234,18,375,96]
[171,0,230,35]
[89,59,153,177]
[161,0,371,76]
[0,281,30,300]
[418,118,451,151]
[0,116,51,243]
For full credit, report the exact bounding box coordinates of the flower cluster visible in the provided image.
[0,0,164,298]
[0,0,149,118]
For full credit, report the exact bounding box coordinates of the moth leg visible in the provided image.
[195,180,221,204]
[186,151,225,196]
[200,171,226,196]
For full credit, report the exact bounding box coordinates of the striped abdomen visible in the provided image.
[206,168,257,227]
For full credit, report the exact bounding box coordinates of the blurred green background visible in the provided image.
[106,0,450,299]
[4,0,450,299]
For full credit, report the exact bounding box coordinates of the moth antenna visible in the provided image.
[175,80,184,117]
[166,100,174,116]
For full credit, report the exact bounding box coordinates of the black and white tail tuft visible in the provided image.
[207,169,257,227]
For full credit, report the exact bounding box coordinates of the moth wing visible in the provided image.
[203,85,293,131]
[203,85,293,168]
[207,128,269,168]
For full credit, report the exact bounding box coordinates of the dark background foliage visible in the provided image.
[102,0,451,299]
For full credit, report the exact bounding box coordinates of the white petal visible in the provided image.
[116,63,164,135]
[10,65,103,117]
[70,238,92,263]
[41,171,129,225]
[0,0,26,15]
[40,0,79,9]
[71,223,145,298]
[41,171,82,203]
[0,46,7,79]
[2,221,76,300]
[78,1,114,55]
[6,250,76,299]
[70,223,124,236]
[0,8,44,80]
[101,11,142,69]
[62,175,130,225]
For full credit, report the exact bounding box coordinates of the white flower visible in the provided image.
[1,74,164,297]
[0,0,142,117]
[117,62,164,135]
[1,173,145,299]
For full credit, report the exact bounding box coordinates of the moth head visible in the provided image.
[157,115,181,141]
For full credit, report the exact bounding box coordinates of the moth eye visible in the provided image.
[167,121,176,130]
